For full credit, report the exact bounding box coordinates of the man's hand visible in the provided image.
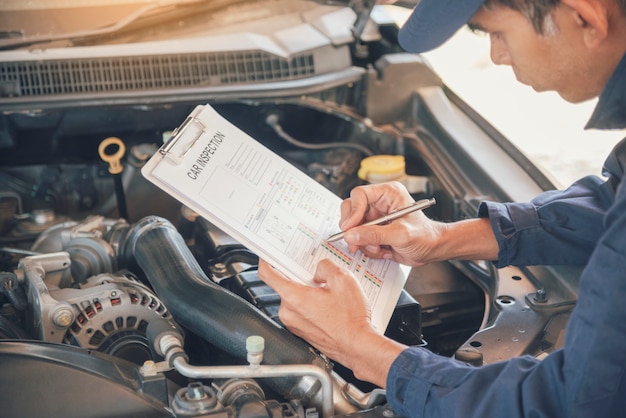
[338,182,442,265]
[257,259,406,387]
[338,182,499,264]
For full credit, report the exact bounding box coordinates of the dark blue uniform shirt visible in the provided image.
[386,54,626,417]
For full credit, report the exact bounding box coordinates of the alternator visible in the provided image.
[17,252,174,364]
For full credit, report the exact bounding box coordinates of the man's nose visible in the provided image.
[490,37,512,65]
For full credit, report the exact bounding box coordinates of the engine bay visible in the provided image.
[0,99,491,417]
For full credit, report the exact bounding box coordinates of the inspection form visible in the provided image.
[142,104,408,331]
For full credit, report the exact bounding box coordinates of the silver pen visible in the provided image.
[326,197,436,243]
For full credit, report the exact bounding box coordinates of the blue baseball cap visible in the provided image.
[398,0,486,53]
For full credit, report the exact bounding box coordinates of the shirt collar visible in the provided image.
[585,55,626,129]
[585,53,626,130]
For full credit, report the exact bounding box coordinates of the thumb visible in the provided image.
[314,259,342,283]
[314,258,360,291]
[343,223,391,247]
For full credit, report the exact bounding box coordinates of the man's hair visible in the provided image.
[485,0,626,35]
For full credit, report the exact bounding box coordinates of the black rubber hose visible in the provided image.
[122,216,329,396]
[113,172,129,220]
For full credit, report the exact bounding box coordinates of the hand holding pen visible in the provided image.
[324,182,443,266]
[327,198,436,243]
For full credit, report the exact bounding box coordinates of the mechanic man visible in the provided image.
[258,0,626,416]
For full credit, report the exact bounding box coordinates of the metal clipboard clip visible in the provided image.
[159,106,208,165]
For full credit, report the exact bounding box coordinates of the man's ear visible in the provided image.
[560,0,609,47]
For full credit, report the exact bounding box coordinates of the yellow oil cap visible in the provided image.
[358,155,406,183]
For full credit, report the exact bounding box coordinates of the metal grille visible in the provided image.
[0,51,316,97]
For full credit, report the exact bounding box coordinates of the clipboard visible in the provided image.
[141,104,408,331]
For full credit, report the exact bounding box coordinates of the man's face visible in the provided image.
[468,4,606,103]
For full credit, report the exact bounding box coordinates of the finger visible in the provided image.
[339,186,385,231]
[315,258,344,279]
[360,245,395,260]
[339,195,369,231]
[344,223,389,247]
[339,183,413,232]
[315,259,358,290]
[344,206,424,248]
[349,183,411,221]
[257,259,304,295]
[339,198,359,229]
[344,229,399,260]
